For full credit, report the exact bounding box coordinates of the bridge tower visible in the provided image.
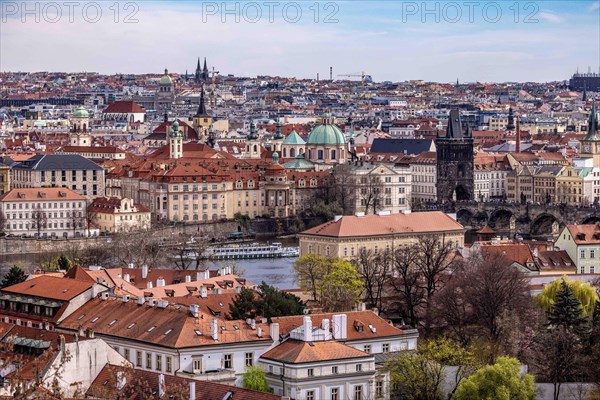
[436,109,474,202]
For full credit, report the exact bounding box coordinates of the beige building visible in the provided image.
[88,197,151,233]
[0,187,87,238]
[409,151,437,205]
[555,165,584,205]
[555,224,600,274]
[299,211,465,259]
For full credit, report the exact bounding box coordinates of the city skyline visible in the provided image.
[1,0,599,83]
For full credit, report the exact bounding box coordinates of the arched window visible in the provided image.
[318,150,324,160]
[193,214,198,220]
[183,215,189,221]
[283,148,287,158]
[212,213,218,220]
[290,148,296,157]
[253,144,257,152]
[202,214,208,220]
[331,149,336,160]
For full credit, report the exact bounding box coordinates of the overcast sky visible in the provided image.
[1,0,599,82]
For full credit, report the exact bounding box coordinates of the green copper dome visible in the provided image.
[307,114,345,146]
[72,106,89,118]
[161,68,173,85]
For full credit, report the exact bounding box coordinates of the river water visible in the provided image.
[0,238,299,290]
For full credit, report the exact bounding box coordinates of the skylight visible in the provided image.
[147,326,156,332]
[164,329,173,335]
[77,314,86,320]
[194,329,202,336]
[91,317,99,323]
[108,319,117,326]
[127,323,136,329]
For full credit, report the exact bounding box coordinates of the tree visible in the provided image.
[294,254,331,302]
[356,172,385,214]
[453,356,536,400]
[412,237,456,335]
[537,277,598,320]
[31,205,47,237]
[229,283,304,320]
[0,209,6,234]
[1,265,27,288]
[388,244,423,328]
[320,259,365,312]
[386,338,477,400]
[242,365,273,393]
[56,255,71,271]
[353,248,390,312]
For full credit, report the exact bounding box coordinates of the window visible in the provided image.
[591,250,596,259]
[307,368,314,377]
[124,348,130,361]
[356,364,362,372]
[332,366,338,374]
[354,385,363,400]
[166,356,172,373]
[375,380,384,398]
[245,352,253,366]
[306,391,315,400]
[136,351,142,367]
[223,354,232,369]
[331,387,339,400]
[146,353,152,369]
[156,355,162,371]
[382,343,390,353]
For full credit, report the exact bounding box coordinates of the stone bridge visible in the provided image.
[418,202,600,239]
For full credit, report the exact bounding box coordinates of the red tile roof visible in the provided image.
[103,101,145,114]
[300,211,464,238]
[0,188,85,202]
[567,224,600,244]
[261,339,369,364]
[2,275,94,301]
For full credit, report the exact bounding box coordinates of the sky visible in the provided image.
[1,0,599,83]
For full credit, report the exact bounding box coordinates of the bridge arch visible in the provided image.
[581,215,600,225]
[489,209,513,230]
[456,209,474,227]
[531,213,561,236]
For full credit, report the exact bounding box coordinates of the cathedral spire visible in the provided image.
[195,86,208,117]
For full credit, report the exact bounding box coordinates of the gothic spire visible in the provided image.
[195,86,208,117]
[445,109,464,139]
[584,102,599,141]
[203,57,208,72]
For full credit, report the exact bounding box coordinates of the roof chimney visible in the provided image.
[122,294,129,303]
[147,281,153,289]
[197,269,210,281]
[142,265,148,279]
[185,275,191,283]
[332,314,347,340]
[137,297,145,306]
[189,304,199,318]
[257,327,263,337]
[156,278,166,287]
[123,273,130,283]
[303,316,313,342]
[199,286,208,298]
[189,382,196,400]
[100,292,109,301]
[270,322,280,343]
[211,318,218,341]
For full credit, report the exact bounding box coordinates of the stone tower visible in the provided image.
[169,120,183,159]
[436,109,474,202]
[580,102,600,167]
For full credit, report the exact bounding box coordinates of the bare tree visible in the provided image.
[353,248,390,312]
[356,173,384,215]
[388,244,424,328]
[31,205,47,238]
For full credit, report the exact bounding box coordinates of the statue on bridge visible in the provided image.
[520,191,527,205]
[545,191,552,205]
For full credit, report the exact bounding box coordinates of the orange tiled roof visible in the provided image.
[566,224,600,244]
[261,339,369,364]
[2,275,94,301]
[300,211,464,238]
[0,188,85,202]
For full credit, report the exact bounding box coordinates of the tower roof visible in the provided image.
[195,87,209,117]
[583,102,600,141]
[445,109,465,139]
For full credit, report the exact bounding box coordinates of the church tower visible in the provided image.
[192,87,212,141]
[506,107,516,131]
[436,109,474,202]
[202,58,209,81]
[246,121,261,159]
[581,102,600,167]
[169,120,183,159]
[195,58,202,83]
[70,106,92,146]
[272,118,284,153]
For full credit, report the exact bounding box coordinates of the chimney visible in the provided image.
[101,292,109,301]
[189,304,199,318]
[303,316,313,342]
[158,374,165,398]
[123,273,130,283]
[199,286,208,298]
[270,322,280,343]
[127,263,135,269]
[257,327,263,337]
[211,318,218,341]
[157,300,168,309]
[332,314,348,340]
[122,294,130,303]
[156,278,166,287]
[250,319,256,330]
[185,275,191,283]
[189,382,196,400]
[322,318,330,332]
[142,265,148,279]
[137,297,145,306]
[197,269,210,281]
[147,281,153,289]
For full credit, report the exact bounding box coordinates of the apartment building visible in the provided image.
[555,224,600,274]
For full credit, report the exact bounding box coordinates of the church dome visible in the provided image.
[307,113,345,146]
[160,68,173,85]
[72,106,89,118]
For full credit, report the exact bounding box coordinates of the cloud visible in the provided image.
[589,1,600,11]
[539,12,563,23]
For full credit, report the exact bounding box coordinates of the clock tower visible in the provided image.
[581,103,600,167]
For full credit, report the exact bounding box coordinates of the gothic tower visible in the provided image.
[272,118,284,153]
[580,102,600,167]
[202,57,209,81]
[246,121,261,159]
[192,87,212,141]
[436,109,474,202]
